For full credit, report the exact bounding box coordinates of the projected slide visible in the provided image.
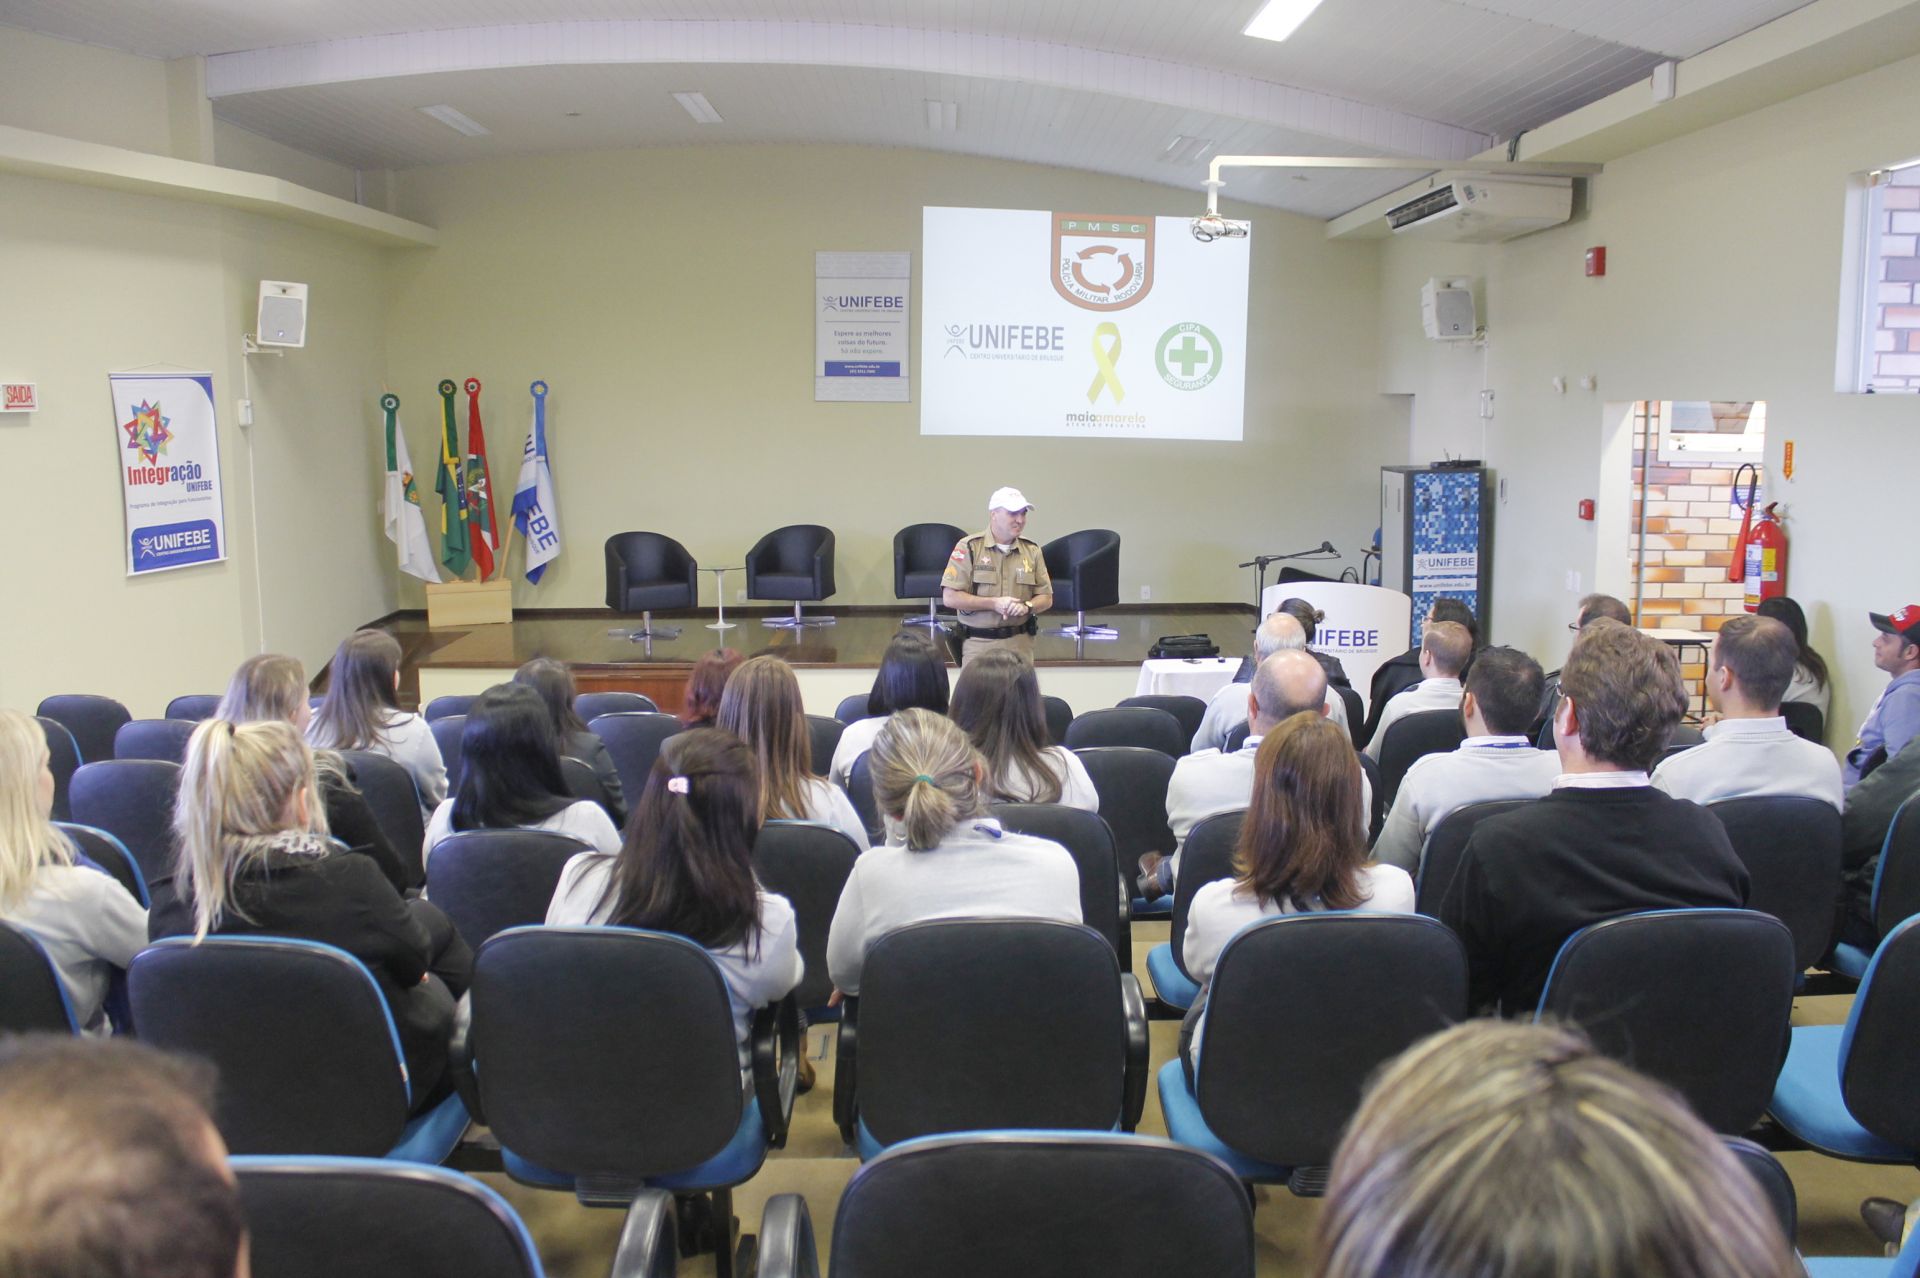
[921,206,1251,440]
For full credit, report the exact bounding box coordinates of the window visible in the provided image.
[1839,158,1920,393]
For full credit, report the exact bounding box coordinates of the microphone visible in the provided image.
[1319,540,1338,555]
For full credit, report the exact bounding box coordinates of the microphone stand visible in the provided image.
[1238,544,1341,617]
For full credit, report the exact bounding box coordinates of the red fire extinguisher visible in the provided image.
[1743,506,1788,612]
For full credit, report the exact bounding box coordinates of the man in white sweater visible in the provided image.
[1372,646,1563,874]
[1365,620,1474,762]
[1652,613,1844,810]
[1190,612,1348,752]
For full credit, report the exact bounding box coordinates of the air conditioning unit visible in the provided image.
[1385,175,1573,243]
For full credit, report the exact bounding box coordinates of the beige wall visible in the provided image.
[0,26,171,155]
[385,145,1401,614]
[1379,50,1920,741]
[213,120,362,204]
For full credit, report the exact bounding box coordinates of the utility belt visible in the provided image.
[961,617,1039,641]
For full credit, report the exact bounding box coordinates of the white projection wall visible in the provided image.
[920,206,1251,440]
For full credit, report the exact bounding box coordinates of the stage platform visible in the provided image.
[383,603,1257,719]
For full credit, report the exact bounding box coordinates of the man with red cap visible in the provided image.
[1845,604,1920,788]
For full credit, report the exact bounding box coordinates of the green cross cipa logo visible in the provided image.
[1156,322,1222,391]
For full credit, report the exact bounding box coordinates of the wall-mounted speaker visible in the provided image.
[256,281,309,348]
[1421,278,1476,342]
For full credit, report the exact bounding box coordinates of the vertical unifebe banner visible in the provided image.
[512,379,562,584]
[815,251,911,402]
[110,371,226,576]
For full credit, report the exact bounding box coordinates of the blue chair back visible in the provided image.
[575,691,658,720]
[165,694,222,721]
[36,693,130,765]
[114,717,196,765]
[68,758,181,884]
[588,712,684,804]
[806,714,844,778]
[1064,707,1184,756]
[847,752,884,845]
[340,750,427,888]
[429,715,467,796]
[993,803,1128,959]
[0,921,79,1033]
[426,830,587,948]
[1838,914,1920,1151]
[1042,696,1074,746]
[835,693,873,727]
[55,822,150,906]
[424,695,477,722]
[37,717,81,821]
[1073,747,1177,868]
[754,822,863,1012]
[1415,799,1529,916]
[1709,796,1843,971]
[1168,811,1246,982]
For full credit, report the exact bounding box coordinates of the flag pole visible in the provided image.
[495,511,518,582]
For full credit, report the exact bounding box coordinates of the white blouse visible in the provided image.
[994,746,1101,812]
[829,715,888,788]
[770,776,871,850]
[422,798,622,866]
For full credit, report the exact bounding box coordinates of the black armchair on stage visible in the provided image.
[748,524,837,628]
[604,532,697,641]
[894,522,966,629]
[1044,530,1121,640]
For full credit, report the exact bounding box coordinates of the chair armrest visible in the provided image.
[446,991,485,1125]
[609,1189,678,1278]
[1116,872,1134,959]
[752,994,801,1150]
[1120,973,1149,1132]
[832,996,859,1147]
[755,1193,821,1278]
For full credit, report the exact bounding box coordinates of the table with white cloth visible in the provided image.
[1134,657,1243,701]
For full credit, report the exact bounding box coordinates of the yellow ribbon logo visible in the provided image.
[1086,322,1125,404]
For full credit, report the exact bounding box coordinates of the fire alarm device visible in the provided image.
[1577,499,1596,521]
[1585,246,1606,277]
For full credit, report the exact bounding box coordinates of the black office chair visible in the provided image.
[340,750,428,889]
[805,715,844,778]
[1064,706,1185,756]
[834,918,1147,1158]
[0,921,79,1033]
[1781,700,1825,743]
[1375,709,1467,809]
[68,758,180,884]
[113,717,196,765]
[574,691,658,720]
[1670,723,1706,748]
[1827,794,1920,980]
[1223,721,1253,753]
[54,822,150,907]
[1709,796,1844,974]
[1144,810,1244,1010]
[559,755,619,824]
[747,524,837,628]
[588,712,683,803]
[993,803,1131,959]
[1075,746,1177,915]
[1159,913,1468,1192]
[164,693,222,721]
[846,752,884,845]
[130,937,469,1161]
[1358,751,1387,842]
[1042,695,1074,746]
[834,693,874,727]
[756,1132,1256,1278]
[605,531,698,641]
[430,715,467,796]
[1725,1136,1798,1245]
[754,822,863,1014]
[1536,908,1795,1133]
[37,716,80,821]
[36,693,130,766]
[458,926,798,1278]
[1414,798,1529,916]
[234,1157,550,1278]
[1043,530,1121,639]
[1117,695,1207,755]
[424,695,477,722]
[1335,685,1364,750]
[425,830,588,947]
[895,522,966,628]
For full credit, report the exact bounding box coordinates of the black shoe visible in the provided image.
[1862,1197,1907,1252]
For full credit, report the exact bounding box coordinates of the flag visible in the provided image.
[381,394,440,584]
[462,377,499,579]
[511,378,562,584]
[433,378,471,576]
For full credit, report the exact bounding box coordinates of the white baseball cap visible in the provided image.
[988,486,1033,513]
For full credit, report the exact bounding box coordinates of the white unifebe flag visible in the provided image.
[511,379,562,583]
[380,394,441,583]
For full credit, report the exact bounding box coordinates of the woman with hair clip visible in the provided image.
[217,652,410,891]
[717,655,868,849]
[680,648,744,730]
[1180,711,1413,1076]
[0,709,146,1034]
[825,708,1081,997]
[306,629,446,815]
[422,683,621,866]
[828,630,951,787]
[512,657,626,826]
[1756,595,1832,721]
[150,719,472,1107]
[1278,596,1351,689]
[545,728,802,1071]
[948,649,1098,811]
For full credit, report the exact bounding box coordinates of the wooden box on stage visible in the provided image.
[425,578,513,628]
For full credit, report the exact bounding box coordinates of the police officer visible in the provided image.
[942,487,1053,665]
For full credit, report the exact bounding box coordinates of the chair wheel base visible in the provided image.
[1287,1165,1330,1197]
[763,617,837,628]
[902,615,945,628]
[1049,625,1119,639]
[618,626,682,641]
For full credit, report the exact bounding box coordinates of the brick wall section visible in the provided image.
[1871,168,1920,392]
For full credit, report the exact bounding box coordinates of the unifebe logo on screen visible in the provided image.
[1052,215,1154,311]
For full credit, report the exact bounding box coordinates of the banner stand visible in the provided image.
[426,578,512,629]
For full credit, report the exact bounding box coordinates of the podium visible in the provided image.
[425,578,513,628]
[1260,581,1411,715]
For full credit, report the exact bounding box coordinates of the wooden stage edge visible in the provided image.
[375,603,1258,718]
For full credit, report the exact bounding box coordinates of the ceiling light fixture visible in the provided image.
[672,91,723,124]
[1164,135,1213,166]
[418,104,489,137]
[1242,0,1328,43]
[925,100,959,131]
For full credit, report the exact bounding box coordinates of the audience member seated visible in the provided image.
[1191,612,1347,753]
[150,720,472,1108]
[545,728,802,1072]
[825,709,1080,996]
[1364,596,1477,747]
[1371,647,1561,875]
[306,628,446,815]
[1310,1020,1799,1278]
[1845,603,1920,788]
[513,657,628,826]
[1180,712,1414,1079]
[1839,725,1920,950]
[1277,596,1351,688]
[678,647,743,730]
[1364,621,1472,762]
[1141,649,1346,897]
[0,709,146,1034]
[828,630,952,787]
[1438,621,1748,1015]
[1757,595,1832,723]
[422,684,622,865]
[0,1037,247,1278]
[949,649,1099,811]
[218,652,410,892]
[717,655,869,849]
[1535,593,1634,735]
[1652,614,1843,809]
